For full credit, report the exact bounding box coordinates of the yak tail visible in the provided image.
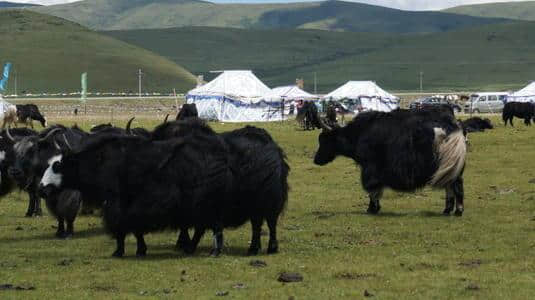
[429,129,466,188]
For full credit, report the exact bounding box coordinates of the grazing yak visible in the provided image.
[39,133,234,257]
[461,117,493,133]
[176,103,198,120]
[502,102,534,126]
[314,109,467,216]
[0,128,37,214]
[15,104,47,128]
[8,125,87,237]
[90,117,151,138]
[150,118,289,256]
[296,101,322,130]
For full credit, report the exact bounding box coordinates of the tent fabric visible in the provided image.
[186,70,283,122]
[262,85,317,102]
[507,82,535,103]
[323,81,399,112]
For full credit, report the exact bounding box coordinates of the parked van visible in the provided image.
[464,92,509,113]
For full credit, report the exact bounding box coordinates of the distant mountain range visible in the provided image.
[0,1,40,8]
[445,1,535,21]
[33,0,511,33]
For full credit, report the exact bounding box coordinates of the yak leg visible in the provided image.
[266,214,279,254]
[509,117,514,127]
[525,118,531,126]
[367,189,383,214]
[112,232,126,258]
[184,227,205,254]
[25,194,36,217]
[247,216,263,256]
[55,217,66,238]
[210,225,224,257]
[64,220,74,239]
[453,177,464,216]
[134,232,147,257]
[443,185,455,215]
[175,228,191,251]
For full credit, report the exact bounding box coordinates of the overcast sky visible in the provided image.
[12,0,533,11]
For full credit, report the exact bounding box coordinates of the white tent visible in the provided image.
[262,85,317,102]
[186,70,281,122]
[507,82,535,103]
[323,81,399,112]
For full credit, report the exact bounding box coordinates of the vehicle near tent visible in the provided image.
[323,81,399,113]
[411,97,462,113]
[464,92,508,113]
[186,70,282,122]
[313,109,466,216]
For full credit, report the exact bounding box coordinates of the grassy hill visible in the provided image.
[0,10,196,94]
[105,21,535,92]
[33,0,510,33]
[445,1,535,21]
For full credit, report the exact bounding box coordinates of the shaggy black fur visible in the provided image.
[9,125,87,237]
[314,109,466,216]
[15,104,46,128]
[41,133,234,257]
[461,117,493,133]
[176,103,199,121]
[502,102,535,126]
[0,128,37,210]
[151,119,290,256]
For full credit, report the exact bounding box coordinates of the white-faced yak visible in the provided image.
[314,109,467,216]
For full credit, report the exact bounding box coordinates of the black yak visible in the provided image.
[461,117,493,133]
[502,102,534,126]
[15,104,47,128]
[296,101,322,130]
[8,125,87,237]
[39,133,235,257]
[0,128,37,215]
[150,118,290,256]
[176,103,198,120]
[314,109,467,216]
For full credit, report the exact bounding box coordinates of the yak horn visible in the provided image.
[62,134,73,151]
[126,117,135,134]
[5,128,15,142]
[39,128,62,143]
[163,114,169,123]
[53,139,61,150]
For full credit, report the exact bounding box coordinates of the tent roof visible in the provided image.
[509,81,535,97]
[324,81,398,101]
[263,85,317,101]
[187,70,271,101]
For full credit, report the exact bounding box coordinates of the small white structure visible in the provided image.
[507,82,535,103]
[324,81,399,112]
[186,70,281,122]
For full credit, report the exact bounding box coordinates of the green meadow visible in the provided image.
[0,115,534,299]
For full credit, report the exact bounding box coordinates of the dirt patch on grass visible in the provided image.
[459,259,483,268]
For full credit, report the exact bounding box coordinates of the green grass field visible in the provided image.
[445,1,535,21]
[0,114,534,298]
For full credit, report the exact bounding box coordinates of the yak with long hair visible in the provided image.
[150,118,290,256]
[314,109,467,216]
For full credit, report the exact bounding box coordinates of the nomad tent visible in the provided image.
[323,81,399,112]
[507,82,535,103]
[186,70,281,122]
[262,85,317,102]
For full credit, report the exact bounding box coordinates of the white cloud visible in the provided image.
[10,0,534,11]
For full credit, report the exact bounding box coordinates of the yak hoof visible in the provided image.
[267,246,278,255]
[136,250,147,257]
[367,206,381,215]
[111,250,124,258]
[210,249,221,257]
[442,208,453,215]
[454,210,463,217]
[25,212,33,218]
[58,233,73,240]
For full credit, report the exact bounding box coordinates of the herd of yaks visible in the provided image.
[0,101,533,258]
